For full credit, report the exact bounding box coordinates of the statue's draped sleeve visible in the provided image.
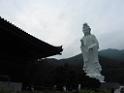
[80,38,88,62]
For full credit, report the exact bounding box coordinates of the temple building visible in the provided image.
[0,17,63,89]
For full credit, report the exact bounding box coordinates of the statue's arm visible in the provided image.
[88,35,99,50]
[80,38,84,52]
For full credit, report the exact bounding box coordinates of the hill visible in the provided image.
[99,49,124,61]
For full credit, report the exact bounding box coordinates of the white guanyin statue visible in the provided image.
[80,23,105,83]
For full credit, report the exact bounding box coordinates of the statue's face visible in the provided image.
[82,26,90,35]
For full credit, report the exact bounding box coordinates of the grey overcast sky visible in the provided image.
[0,0,124,59]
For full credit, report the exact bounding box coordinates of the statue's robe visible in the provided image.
[80,34,104,82]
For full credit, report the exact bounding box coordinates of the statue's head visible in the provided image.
[82,23,91,36]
